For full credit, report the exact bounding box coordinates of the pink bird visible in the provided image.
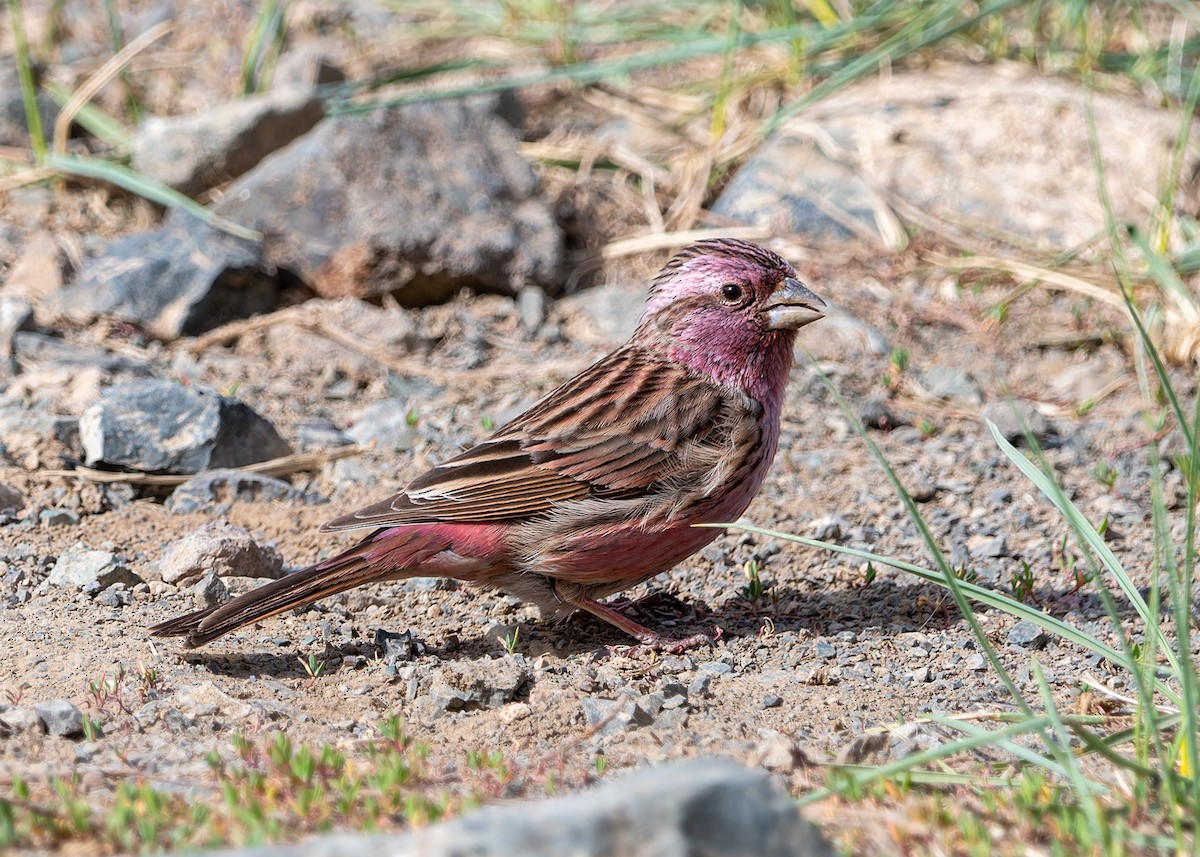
[151,239,825,653]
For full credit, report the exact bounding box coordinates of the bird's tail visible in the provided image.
[150,530,450,648]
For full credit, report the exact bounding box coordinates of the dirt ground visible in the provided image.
[1,3,1198,853]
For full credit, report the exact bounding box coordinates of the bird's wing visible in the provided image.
[321,346,742,531]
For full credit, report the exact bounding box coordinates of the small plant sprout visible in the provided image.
[740,558,765,604]
[1089,459,1119,490]
[299,654,326,681]
[498,626,520,654]
[883,346,910,390]
[1011,560,1036,603]
[918,418,938,438]
[479,413,495,431]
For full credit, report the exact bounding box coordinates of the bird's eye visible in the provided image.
[720,283,745,304]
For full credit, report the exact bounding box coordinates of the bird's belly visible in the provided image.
[528,520,722,585]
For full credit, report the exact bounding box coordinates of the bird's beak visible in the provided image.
[765,277,826,330]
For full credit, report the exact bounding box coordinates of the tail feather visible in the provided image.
[151,550,377,647]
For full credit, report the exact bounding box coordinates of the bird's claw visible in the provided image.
[609,625,722,658]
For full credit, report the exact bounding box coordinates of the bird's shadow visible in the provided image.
[170,576,1143,678]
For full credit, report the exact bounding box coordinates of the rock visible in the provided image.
[560,281,645,346]
[46,222,282,340]
[0,297,34,373]
[920,367,983,407]
[34,699,85,738]
[982,399,1052,446]
[166,470,326,514]
[294,420,354,453]
[157,521,285,586]
[204,758,832,857]
[581,696,654,736]
[196,101,563,305]
[715,63,1200,253]
[0,706,43,736]
[95,582,133,608]
[272,47,346,92]
[131,88,324,195]
[39,508,80,527]
[1007,620,1049,650]
[809,515,846,542]
[47,547,143,594]
[191,572,229,610]
[712,125,881,245]
[374,629,426,666]
[0,61,58,148]
[79,380,292,473]
[426,657,529,714]
[968,534,1008,559]
[517,286,548,333]
[0,483,25,514]
[345,399,419,452]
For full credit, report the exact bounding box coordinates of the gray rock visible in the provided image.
[581,696,654,736]
[131,88,325,196]
[39,508,80,527]
[191,572,229,610]
[517,286,548,333]
[47,547,143,594]
[44,222,282,340]
[197,101,563,304]
[374,629,426,666]
[0,297,34,373]
[95,582,133,608]
[157,520,285,586]
[80,380,292,473]
[982,399,1052,446]
[712,126,880,244]
[294,420,354,452]
[1007,620,1049,650]
[920,367,983,407]
[425,657,529,714]
[716,64,1200,252]
[0,706,43,736]
[560,282,645,345]
[205,758,831,857]
[34,699,85,738]
[166,470,326,514]
[809,515,847,542]
[0,483,25,514]
[968,534,1008,559]
[345,399,419,451]
[272,46,346,92]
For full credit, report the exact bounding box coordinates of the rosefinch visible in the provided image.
[151,239,825,652]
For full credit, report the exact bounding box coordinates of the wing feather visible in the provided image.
[321,346,745,532]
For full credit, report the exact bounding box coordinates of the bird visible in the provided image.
[150,238,826,653]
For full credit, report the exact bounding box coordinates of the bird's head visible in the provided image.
[634,238,826,399]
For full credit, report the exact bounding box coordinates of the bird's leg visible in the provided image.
[563,591,717,654]
[606,591,685,616]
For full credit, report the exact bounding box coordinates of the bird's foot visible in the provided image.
[608,626,722,658]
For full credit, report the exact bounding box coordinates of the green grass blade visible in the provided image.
[44,153,260,242]
[7,0,47,162]
[987,419,1180,677]
[43,80,132,148]
[1032,660,1107,845]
